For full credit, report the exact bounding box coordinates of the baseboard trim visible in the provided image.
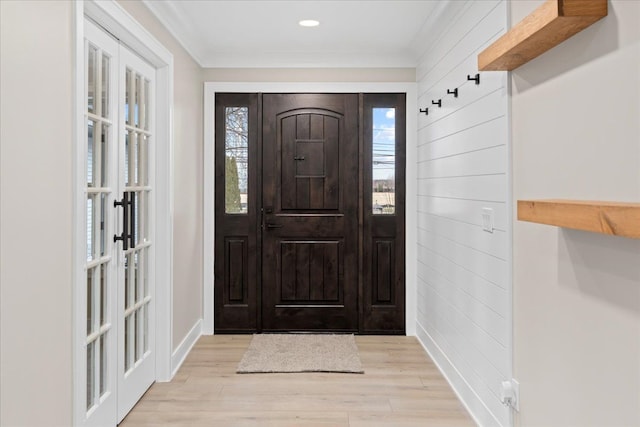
[415,321,502,427]
[170,319,202,379]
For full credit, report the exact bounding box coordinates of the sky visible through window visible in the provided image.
[372,108,395,181]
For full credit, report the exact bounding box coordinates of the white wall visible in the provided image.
[201,67,415,82]
[511,0,640,426]
[0,1,74,425]
[413,1,511,425]
[117,0,204,352]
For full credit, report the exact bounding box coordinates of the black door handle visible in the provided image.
[129,191,136,249]
[265,223,283,229]
[113,192,130,250]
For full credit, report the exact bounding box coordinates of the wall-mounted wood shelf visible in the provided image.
[517,200,640,239]
[478,0,607,71]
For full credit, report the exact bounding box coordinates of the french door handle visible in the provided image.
[129,191,136,249]
[113,192,130,250]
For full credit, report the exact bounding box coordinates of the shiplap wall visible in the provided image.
[413,1,511,426]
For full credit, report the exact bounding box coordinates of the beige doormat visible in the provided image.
[236,334,364,374]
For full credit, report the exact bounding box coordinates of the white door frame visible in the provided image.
[73,1,174,424]
[202,82,418,336]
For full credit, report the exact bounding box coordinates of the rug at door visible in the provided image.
[236,333,364,374]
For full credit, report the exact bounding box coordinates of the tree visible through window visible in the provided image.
[225,107,248,213]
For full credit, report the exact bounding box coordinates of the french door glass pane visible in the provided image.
[86,341,95,410]
[134,133,139,185]
[135,308,141,361]
[139,135,147,185]
[143,304,149,353]
[143,247,149,298]
[87,45,97,114]
[124,254,130,309]
[99,334,107,396]
[372,108,396,215]
[100,263,107,326]
[87,195,95,260]
[101,54,110,119]
[100,124,109,187]
[134,251,140,303]
[225,107,249,214]
[144,79,150,131]
[124,131,130,186]
[99,194,107,257]
[124,315,131,372]
[135,75,141,127]
[87,120,95,187]
[125,69,131,125]
[87,267,94,335]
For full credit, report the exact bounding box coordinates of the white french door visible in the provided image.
[81,18,156,426]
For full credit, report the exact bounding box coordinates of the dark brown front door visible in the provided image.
[214,92,405,334]
[261,94,359,331]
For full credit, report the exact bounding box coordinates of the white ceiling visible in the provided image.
[142,0,447,68]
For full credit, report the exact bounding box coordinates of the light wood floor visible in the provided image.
[120,335,475,427]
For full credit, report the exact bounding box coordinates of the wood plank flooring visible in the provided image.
[120,335,475,427]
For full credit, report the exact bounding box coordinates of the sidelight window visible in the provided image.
[372,108,396,214]
[224,107,249,214]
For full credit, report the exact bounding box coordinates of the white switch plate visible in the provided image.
[482,208,494,233]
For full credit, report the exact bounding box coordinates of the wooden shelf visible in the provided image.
[478,0,607,71]
[518,200,640,239]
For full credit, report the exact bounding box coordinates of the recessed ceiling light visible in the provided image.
[299,19,320,27]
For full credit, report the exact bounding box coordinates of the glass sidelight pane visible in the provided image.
[372,108,396,215]
[86,341,95,410]
[225,107,249,214]
[101,54,110,119]
[87,45,97,114]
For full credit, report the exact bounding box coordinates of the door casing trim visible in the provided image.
[203,82,417,336]
[73,1,174,424]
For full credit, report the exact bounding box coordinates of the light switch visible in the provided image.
[482,208,494,233]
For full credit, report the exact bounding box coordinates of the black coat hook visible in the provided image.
[447,88,459,98]
[419,108,429,116]
[432,99,442,108]
[467,73,480,85]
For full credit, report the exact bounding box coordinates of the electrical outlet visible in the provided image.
[501,379,520,411]
[482,208,494,233]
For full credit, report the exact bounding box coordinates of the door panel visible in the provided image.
[362,94,406,333]
[82,19,119,427]
[262,94,359,332]
[214,94,259,332]
[81,19,156,427]
[213,92,405,334]
[116,43,155,422]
